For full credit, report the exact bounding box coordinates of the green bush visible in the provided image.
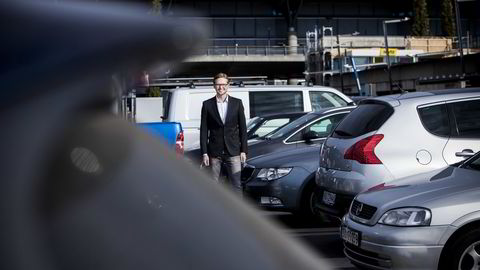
[147,86,162,97]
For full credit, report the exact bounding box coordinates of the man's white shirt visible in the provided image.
[216,95,229,124]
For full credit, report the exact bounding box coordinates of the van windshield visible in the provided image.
[266,113,317,140]
[159,90,172,119]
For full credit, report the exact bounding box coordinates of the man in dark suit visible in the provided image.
[200,73,247,195]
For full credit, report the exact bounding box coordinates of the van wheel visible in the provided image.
[441,228,480,270]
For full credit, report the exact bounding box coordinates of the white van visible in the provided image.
[136,84,353,150]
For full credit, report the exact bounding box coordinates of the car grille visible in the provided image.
[344,242,392,269]
[241,166,256,183]
[350,200,377,220]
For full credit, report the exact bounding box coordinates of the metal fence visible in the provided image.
[202,45,307,56]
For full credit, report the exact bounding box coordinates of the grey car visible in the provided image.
[341,151,480,270]
[242,146,324,218]
[246,111,307,139]
[185,107,353,163]
[248,106,355,159]
[315,89,480,218]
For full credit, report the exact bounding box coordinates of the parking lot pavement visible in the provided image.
[262,212,357,269]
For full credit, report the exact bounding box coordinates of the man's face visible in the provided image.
[214,78,229,96]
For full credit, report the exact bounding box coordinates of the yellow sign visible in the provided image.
[380,48,397,56]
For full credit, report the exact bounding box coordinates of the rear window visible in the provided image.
[418,104,450,137]
[247,116,262,132]
[267,113,318,140]
[309,91,348,111]
[332,103,393,138]
[249,91,303,117]
[451,99,480,138]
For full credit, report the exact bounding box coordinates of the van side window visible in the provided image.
[451,99,480,138]
[418,104,450,137]
[249,91,303,117]
[309,91,348,111]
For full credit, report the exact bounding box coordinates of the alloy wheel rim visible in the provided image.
[308,191,317,215]
[458,240,480,270]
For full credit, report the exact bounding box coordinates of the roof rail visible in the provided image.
[149,76,268,88]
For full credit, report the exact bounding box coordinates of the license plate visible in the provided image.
[341,226,360,247]
[322,191,336,206]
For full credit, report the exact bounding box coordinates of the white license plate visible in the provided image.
[322,191,336,206]
[341,226,360,247]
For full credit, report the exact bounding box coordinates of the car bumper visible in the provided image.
[243,167,310,212]
[315,166,393,195]
[313,166,392,218]
[341,215,448,269]
[313,186,353,219]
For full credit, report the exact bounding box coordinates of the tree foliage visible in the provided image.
[151,0,162,14]
[412,0,430,36]
[441,0,455,37]
[147,86,162,97]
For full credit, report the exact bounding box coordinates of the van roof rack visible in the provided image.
[149,76,268,88]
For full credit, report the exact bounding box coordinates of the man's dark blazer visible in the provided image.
[200,96,247,157]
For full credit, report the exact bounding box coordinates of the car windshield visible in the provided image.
[460,153,480,171]
[247,116,262,132]
[265,113,318,140]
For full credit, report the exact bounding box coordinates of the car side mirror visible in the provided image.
[303,131,319,143]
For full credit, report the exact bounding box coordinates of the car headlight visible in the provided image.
[256,168,292,181]
[378,207,431,226]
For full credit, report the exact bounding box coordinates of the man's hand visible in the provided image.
[202,154,210,167]
[240,152,247,163]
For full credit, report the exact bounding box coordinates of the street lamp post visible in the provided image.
[336,35,344,92]
[454,0,465,76]
[336,31,359,93]
[383,17,409,94]
[454,0,476,76]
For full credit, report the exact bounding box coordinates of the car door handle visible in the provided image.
[455,149,475,157]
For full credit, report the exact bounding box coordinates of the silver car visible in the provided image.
[315,89,480,218]
[341,151,480,270]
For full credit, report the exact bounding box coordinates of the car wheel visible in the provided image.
[442,228,480,270]
[297,181,331,223]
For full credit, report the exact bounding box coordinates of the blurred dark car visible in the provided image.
[1,1,332,270]
[246,112,307,139]
[247,106,355,159]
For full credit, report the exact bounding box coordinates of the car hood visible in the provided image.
[248,139,282,159]
[355,166,480,225]
[246,146,320,171]
[356,166,480,225]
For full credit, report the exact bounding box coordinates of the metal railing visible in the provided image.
[201,45,307,56]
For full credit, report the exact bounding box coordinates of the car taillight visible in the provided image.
[175,131,184,156]
[344,134,383,164]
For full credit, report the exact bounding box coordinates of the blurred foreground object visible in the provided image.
[0,1,331,270]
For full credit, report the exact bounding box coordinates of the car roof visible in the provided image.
[257,111,308,119]
[308,106,357,116]
[359,88,480,107]
[162,84,344,92]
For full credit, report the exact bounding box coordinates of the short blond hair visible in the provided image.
[213,73,229,83]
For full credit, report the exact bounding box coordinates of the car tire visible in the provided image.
[297,180,331,223]
[441,228,480,270]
